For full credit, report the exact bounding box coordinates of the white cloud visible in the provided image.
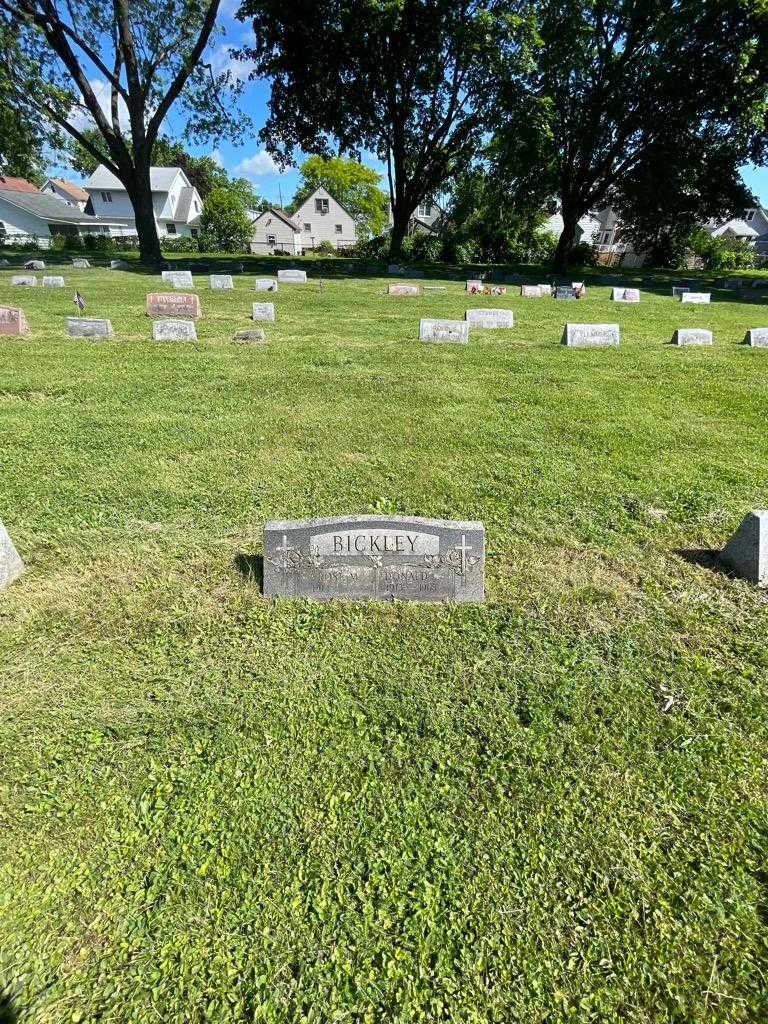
[68,78,130,133]
[209,43,255,85]
[211,148,224,167]
[234,149,283,177]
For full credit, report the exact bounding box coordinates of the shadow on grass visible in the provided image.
[234,553,264,590]
[675,548,735,579]
[0,990,20,1024]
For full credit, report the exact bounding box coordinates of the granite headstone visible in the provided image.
[277,269,307,283]
[66,316,114,337]
[681,292,711,304]
[254,278,278,291]
[673,329,713,346]
[0,306,28,335]
[520,285,542,298]
[562,323,620,347]
[210,274,234,289]
[252,302,275,321]
[263,515,485,603]
[612,287,640,303]
[24,260,45,270]
[43,275,65,287]
[72,258,91,269]
[152,319,197,341]
[744,328,768,347]
[233,329,266,343]
[11,276,36,286]
[465,308,514,328]
[0,519,24,590]
[388,283,419,295]
[161,270,194,288]
[419,318,470,344]
[555,286,577,300]
[146,293,202,318]
[721,510,768,587]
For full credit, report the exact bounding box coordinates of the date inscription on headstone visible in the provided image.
[263,515,485,603]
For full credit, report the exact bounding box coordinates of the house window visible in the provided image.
[303,223,311,232]
[101,191,112,203]
[335,224,342,233]
[267,233,276,245]
[602,232,611,244]
[194,200,199,212]
[0,221,5,237]
[166,223,177,235]
[418,203,433,217]
[315,198,329,214]
[746,210,755,221]
[190,228,198,238]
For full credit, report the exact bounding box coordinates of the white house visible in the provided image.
[41,178,90,211]
[707,207,768,254]
[84,165,203,238]
[292,187,357,250]
[250,208,303,255]
[0,178,115,247]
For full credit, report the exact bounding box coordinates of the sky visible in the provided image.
[46,3,768,210]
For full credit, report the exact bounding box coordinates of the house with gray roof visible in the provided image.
[84,165,203,239]
[250,208,303,255]
[707,207,768,254]
[0,183,118,246]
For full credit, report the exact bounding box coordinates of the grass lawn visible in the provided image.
[1,255,767,1023]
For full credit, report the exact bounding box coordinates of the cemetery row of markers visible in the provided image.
[2,268,767,346]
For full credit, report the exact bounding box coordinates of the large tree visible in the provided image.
[237,0,502,258]
[493,0,768,270]
[0,21,49,181]
[288,155,389,238]
[0,0,245,263]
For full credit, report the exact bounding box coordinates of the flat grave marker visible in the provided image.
[66,316,114,338]
[42,276,64,288]
[11,276,36,287]
[152,319,197,342]
[252,302,275,322]
[388,283,419,296]
[233,329,266,343]
[277,269,307,283]
[744,328,768,347]
[721,510,768,587]
[673,328,713,346]
[419,318,470,344]
[562,323,620,347]
[109,259,129,270]
[146,292,202,318]
[254,278,278,292]
[423,285,447,292]
[0,306,28,335]
[0,519,24,590]
[263,515,485,603]
[465,308,514,328]
[681,292,711,304]
[161,270,194,289]
[210,274,234,290]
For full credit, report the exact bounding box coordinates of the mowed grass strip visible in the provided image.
[0,259,767,1023]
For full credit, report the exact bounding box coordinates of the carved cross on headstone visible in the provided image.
[454,534,472,576]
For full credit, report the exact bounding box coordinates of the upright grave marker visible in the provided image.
[538,284,553,296]
[673,329,713,346]
[109,259,129,270]
[146,293,202,318]
[24,259,45,270]
[721,510,768,587]
[66,316,114,337]
[254,278,278,292]
[744,328,768,347]
[466,279,483,293]
[562,323,620,347]
[210,274,234,289]
[612,287,640,303]
[11,276,36,287]
[672,286,690,298]
[263,515,485,603]
[43,276,65,288]
[465,308,514,328]
[252,302,275,321]
[161,270,194,289]
[0,519,24,590]
[555,286,577,300]
[277,269,307,283]
[0,306,28,335]
[152,319,197,341]
[681,292,711,304]
[388,283,419,295]
[521,285,542,298]
[419,319,469,344]
[72,258,91,269]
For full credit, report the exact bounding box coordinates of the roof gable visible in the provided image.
[46,178,89,202]
[85,164,186,193]
[253,207,302,232]
[0,175,40,193]
[292,186,356,221]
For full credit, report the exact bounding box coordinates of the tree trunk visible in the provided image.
[388,203,412,261]
[127,161,162,266]
[552,209,581,272]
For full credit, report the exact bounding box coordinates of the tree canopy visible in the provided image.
[288,156,388,237]
[0,0,247,262]
[237,0,504,257]
[199,186,252,251]
[491,0,768,268]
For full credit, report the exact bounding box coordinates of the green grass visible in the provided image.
[1,256,767,1023]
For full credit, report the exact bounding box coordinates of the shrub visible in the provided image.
[685,228,756,270]
[315,240,336,256]
[81,234,115,253]
[454,239,480,265]
[419,236,443,263]
[161,235,199,253]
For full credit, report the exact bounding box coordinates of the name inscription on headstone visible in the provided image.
[681,292,711,304]
[152,319,197,341]
[263,515,485,602]
[520,285,542,298]
[254,278,278,292]
[612,287,640,302]
[555,286,577,300]
[210,274,234,289]
[465,308,514,328]
[11,276,36,287]
[43,276,65,287]
[146,293,202,318]
[0,306,29,334]
[744,328,768,347]
[562,323,620,347]
[419,318,470,344]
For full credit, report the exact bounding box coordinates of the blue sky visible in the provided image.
[48,3,768,209]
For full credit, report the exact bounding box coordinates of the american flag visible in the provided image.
[73,291,85,311]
